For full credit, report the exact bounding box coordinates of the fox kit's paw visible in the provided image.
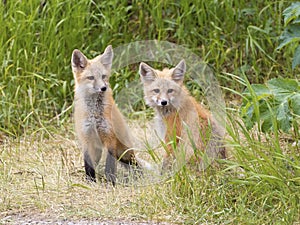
[219,146,227,159]
[161,155,176,175]
[84,162,96,183]
[85,174,96,183]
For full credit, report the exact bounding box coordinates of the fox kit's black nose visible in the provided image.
[161,100,168,106]
[101,86,107,92]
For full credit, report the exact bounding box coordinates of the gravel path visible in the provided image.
[1,214,173,225]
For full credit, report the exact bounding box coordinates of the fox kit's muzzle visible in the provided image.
[94,83,107,93]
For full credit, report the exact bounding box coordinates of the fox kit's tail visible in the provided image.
[197,120,226,170]
[135,155,157,172]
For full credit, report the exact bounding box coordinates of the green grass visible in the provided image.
[1,119,299,224]
[1,0,298,136]
[1,0,300,224]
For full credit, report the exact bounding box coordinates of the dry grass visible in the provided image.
[0,120,183,224]
[0,125,166,224]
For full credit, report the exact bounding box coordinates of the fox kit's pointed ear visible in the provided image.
[100,45,113,69]
[71,49,88,72]
[172,59,186,84]
[139,62,156,83]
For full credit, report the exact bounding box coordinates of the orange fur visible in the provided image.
[71,46,139,184]
[140,60,226,170]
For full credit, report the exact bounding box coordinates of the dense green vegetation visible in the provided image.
[1,0,299,136]
[1,0,299,224]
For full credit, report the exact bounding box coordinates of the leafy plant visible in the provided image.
[241,77,300,134]
[277,2,300,69]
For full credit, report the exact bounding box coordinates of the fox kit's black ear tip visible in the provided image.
[72,49,83,57]
[139,62,157,83]
[139,62,149,77]
[72,49,79,53]
[171,59,186,83]
[100,45,114,67]
[104,45,113,55]
[177,59,186,68]
[139,62,146,70]
[72,49,78,59]
[72,49,83,59]
[71,49,87,69]
[174,59,186,74]
[179,59,186,65]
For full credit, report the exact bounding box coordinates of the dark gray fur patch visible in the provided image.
[158,105,177,117]
[85,92,111,133]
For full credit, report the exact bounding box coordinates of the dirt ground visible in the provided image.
[1,213,173,225]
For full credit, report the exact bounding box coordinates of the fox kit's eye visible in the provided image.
[87,76,94,80]
[153,89,160,93]
[102,75,107,79]
[167,89,174,93]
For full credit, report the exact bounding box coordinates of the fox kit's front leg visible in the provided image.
[105,150,117,185]
[82,138,103,182]
[162,114,182,171]
[83,151,95,182]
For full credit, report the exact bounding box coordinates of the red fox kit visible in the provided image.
[71,45,140,185]
[139,60,226,170]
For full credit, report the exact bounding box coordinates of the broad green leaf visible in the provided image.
[277,101,292,132]
[243,84,271,98]
[276,24,300,50]
[278,2,300,69]
[261,117,272,133]
[241,100,255,130]
[292,45,300,69]
[283,2,300,26]
[252,84,271,97]
[244,105,254,130]
[267,78,299,93]
[241,78,299,134]
[240,8,256,17]
[293,18,300,24]
[279,119,291,133]
[290,94,300,115]
[277,101,289,121]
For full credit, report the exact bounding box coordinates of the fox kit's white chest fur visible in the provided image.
[74,92,112,142]
[86,94,111,134]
